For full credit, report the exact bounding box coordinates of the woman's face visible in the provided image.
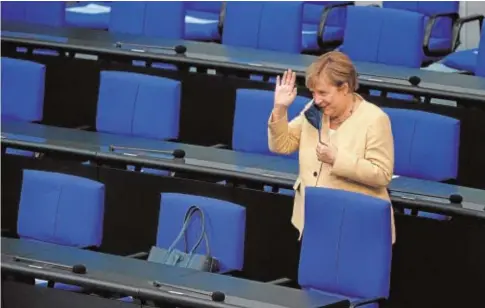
[310,75,349,118]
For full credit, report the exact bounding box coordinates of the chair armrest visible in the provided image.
[266,277,293,285]
[350,296,386,308]
[218,2,227,36]
[211,143,229,149]
[317,2,354,49]
[423,12,460,57]
[125,252,149,259]
[451,14,484,51]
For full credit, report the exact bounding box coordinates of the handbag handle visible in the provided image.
[167,206,211,256]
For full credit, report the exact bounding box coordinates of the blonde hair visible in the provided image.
[305,51,358,93]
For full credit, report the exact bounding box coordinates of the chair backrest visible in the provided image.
[156,193,246,273]
[1,1,66,27]
[382,1,458,42]
[342,6,424,68]
[17,170,105,248]
[232,89,309,159]
[475,30,485,77]
[302,1,348,28]
[382,108,460,181]
[109,1,185,39]
[299,187,392,300]
[1,57,45,122]
[96,71,181,140]
[222,2,303,53]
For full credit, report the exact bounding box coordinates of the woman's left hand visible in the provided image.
[316,141,337,165]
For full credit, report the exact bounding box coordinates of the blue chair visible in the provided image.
[382,1,459,63]
[109,1,185,70]
[271,187,393,308]
[1,1,66,27]
[185,1,222,41]
[383,108,460,220]
[154,193,246,273]
[1,57,46,157]
[301,1,352,53]
[2,1,66,56]
[441,16,484,75]
[341,6,425,101]
[94,71,181,175]
[17,169,105,291]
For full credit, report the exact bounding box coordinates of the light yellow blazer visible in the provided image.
[268,96,395,244]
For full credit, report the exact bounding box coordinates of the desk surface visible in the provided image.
[2,22,485,103]
[1,237,350,308]
[2,120,485,218]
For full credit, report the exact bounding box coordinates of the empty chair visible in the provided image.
[1,57,45,123]
[184,1,222,41]
[301,1,351,53]
[382,1,459,63]
[94,71,181,174]
[1,1,66,27]
[17,169,105,291]
[1,57,46,157]
[270,187,393,308]
[18,169,105,247]
[342,6,425,101]
[441,18,485,76]
[222,1,303,53]
[383,108,460,220]
[109,1,185,70]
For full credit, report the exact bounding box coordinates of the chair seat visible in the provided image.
[423,37,453,63]
[36,279,84,292]
[132,60,177,71]
[403,209,450,221]
[185,11,220,41]
[307,288,378,308]
[301,23,344,51]
[441,48,478,73]
[65,2,111,30]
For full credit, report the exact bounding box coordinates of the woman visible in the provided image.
[268,51,395,244]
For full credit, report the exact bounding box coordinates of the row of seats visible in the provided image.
[13,168,393,308]
[1,1,464,64]
[2,57,461,184]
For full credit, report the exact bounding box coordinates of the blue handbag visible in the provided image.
[147,206,219,272]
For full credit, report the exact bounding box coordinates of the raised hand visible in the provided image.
[274,69,297,108]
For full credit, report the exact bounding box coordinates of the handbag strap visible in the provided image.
[167,206,211,256]
[184,206,211,255]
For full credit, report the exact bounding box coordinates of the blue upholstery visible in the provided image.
[232,89,308,159]
[109,1,184,39]
[383,108,460,182]
[17,170,105,248]
[383,1,458,62]
[342,6,424,101]
[476,31,485,77]
[1,1,66,27]
[185,1,222,41]
[96,71,181,140]
[301,1,348,52]
[299,187,392,308]
[441,49,479,73]
[155,193,246,273]
[1,57,45,123]
[222,2,303,53]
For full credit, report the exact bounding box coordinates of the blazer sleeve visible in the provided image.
[268,112,304,155]
[330,112,394,188]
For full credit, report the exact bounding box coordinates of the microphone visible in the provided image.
[389,189,463,204]
[408,76,421,86]
[449,194,463,204]
[13,256,87,274]
[114,41,187,54]
[108,145,185,159]
[152,280,226,302]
